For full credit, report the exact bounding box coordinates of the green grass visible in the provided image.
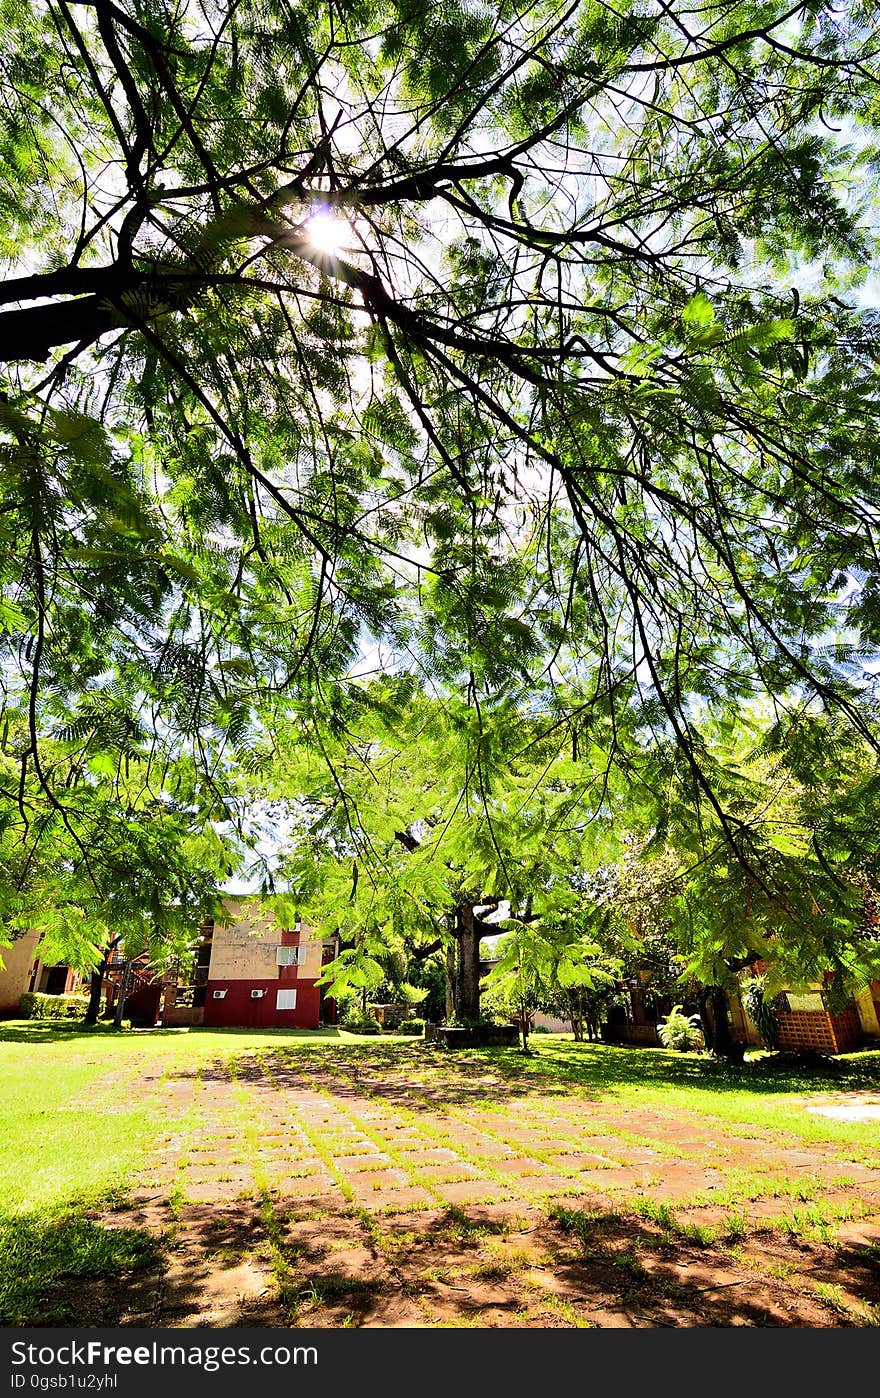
[0,1030,168,1323]
[487,1039,880,1153]
[0,1215,161,1325]
[625,1195,717,1245]
[812,1282,880,1326]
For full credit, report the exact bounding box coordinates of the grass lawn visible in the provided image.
[1,1022,879,1328]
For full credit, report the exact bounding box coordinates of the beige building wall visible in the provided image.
[855,986,880,1038]
[0,929,42,1012]
[209,905,281,979]
[208,898,324,981]
[298,934,323,978]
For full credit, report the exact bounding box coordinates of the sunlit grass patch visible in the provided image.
[812,1281,880,1326]
[468,1237,550,1281]
[620,1196,717,1246]
[772,1198,865,1244]
[0,1214,161,1325]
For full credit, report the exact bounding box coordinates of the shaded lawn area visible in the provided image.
[1,1023,879,1328]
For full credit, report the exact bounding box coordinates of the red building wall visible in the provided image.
[204,977,322,1029]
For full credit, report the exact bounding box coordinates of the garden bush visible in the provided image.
[340,1004,382,1034]
[19,992,90,1021]
[658,1005,704,1052]
[743,976,782,1049]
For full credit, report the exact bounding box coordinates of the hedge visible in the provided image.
[19,991,90,1021]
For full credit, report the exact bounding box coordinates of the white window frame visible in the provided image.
[276,989,297,1011]
[250,988,266,999]
[212,989,227,1000]
[276,945,305,966]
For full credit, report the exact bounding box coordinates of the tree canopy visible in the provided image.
[256,682,880,1021]
[3,0,880,971]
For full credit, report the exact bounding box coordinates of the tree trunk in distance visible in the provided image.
[697,988,714,1051]
[454,903,481,1021]
[84,968,105,1024]
[519,1001,530,1052]
[702,985,743,1061]
[444,942,455,1021]
[84,938,119,1023]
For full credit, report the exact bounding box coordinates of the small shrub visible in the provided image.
[340,1005,382,1034]
[742,975,782,1048]
[657,1005,703,1052]
[19,992,89,1022]
[396,1018,424,1036]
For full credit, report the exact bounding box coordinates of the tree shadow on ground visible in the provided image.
[0,1022,349,1047]
[26,1198,878,1328]
[170,1044,584,1109]
[164,1039,880,1113]
[4,1019,877,1102]
[0,1212,162,1326]
[497,1041,880,1099]
[0,1022,131,1046]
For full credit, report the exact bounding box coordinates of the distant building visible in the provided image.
[731,972,880,1055]
[0,928,82,1017]
[162,896,338,1030]
[2,895,339,1030]
[601,969,880,1055]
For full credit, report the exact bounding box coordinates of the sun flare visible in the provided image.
[305,212,351,257]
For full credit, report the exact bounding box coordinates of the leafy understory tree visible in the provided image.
[666,713,880,1050]
[482,912,618,1050]
[254,674,634,1020]
[0,724,238,1001]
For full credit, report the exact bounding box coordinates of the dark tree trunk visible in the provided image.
[453,903,481,1022]
[567,995,585,1041]
[84,938,119,1024]
[84,968,105,1024]
[519,1005,530,1052]
[699,986,744,1062]
[697,991,711,1048]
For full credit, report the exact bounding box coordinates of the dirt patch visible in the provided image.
[803,1093,880,1122]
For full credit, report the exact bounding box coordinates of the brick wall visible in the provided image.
[775,1002,862,1054]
